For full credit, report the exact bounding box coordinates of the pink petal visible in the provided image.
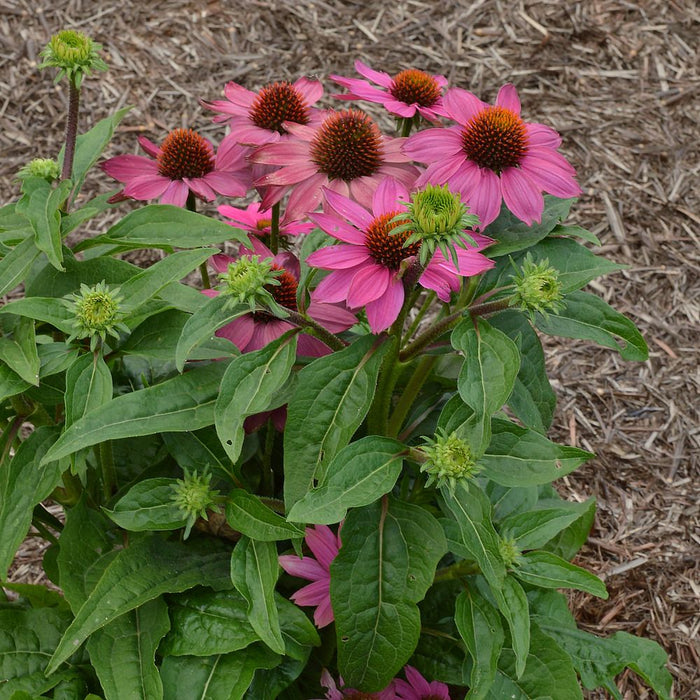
[305,525,340,568]
[450,245,495,275]
[348,176,377,209]
[331,77,389,104]
[209,253,235,273]
[297,334,332,357]
[307,301,357,333]
[294,76,324,105]
[202,171,249,197]
[290,578,331,607]
[313,595,335,628]
[500,168,544,224]
[354,59,393,88]
[403,126,462,162]
[465,168,503,228]
[313,268,360,304]
[249,140,310,165]
[383,98,418,117]
[347,264,392,308]
[227,121,280,145]
[183,177,216,202]
[137,135,161,158]
[324,178,351,199]
[307,244,371,270]
[324,188,373,230]
[247,319,290,351]
[442,87,487,125]
[525,122,562,148]
[372,176,409,218]
[496,83,522,115]
[215,135,250,170]
[285,172,328,220]
[309,212,365,244]
[218,203,259,229]
[101,155,158,182]
[279,554,327,581]
[223,81,256,108]
[379,163,420,189]
[216,314,255,351]
[420,263,458,302]
[256,162,319,186]
[280,121,319,141]
[420,153,465,186]
[365,279,404,333]
[404,665,432,695]
[519,157,582,198]
[122,174,170,201]
[446,159,481,201]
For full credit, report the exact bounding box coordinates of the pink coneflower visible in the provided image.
[218,201,313,238]
[332,61,447,123]
[404,84,581,228]
[306,178,494,333]
[205,239,355,357]
[279,524,341,629]
[201,77,325,145]
[393,666,450,700]
[251,109,419,220]
[101,128,251,207]
[314,670,397,700]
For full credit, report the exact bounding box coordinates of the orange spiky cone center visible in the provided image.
[364,211,420,270]
[157,129,215,179]
[461,106,528,172]
[390,68,441,107]
[250,81,310,133]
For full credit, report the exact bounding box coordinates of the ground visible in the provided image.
[0,1,698,697]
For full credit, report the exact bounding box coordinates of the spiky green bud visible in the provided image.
[391,184,481,266]
[65,281,129,351]
[419,428,481,491]
[218,255,285,314]
[17,158,61,183]
[510,254,565,320]
[498,536,523,569]
[170,470,220,539]
[39,30,108,87]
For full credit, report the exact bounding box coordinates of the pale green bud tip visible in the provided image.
[218,255,281,310]
[40,30,108,84]
[171,470,220,538]
[420,429,480,490]
[498,536,522,568]
[66,281,128,350]
[17,158,61,182]
[510,254,564,318]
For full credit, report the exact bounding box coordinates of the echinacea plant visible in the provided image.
[0,29,673,700]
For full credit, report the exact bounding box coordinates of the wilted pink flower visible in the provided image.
[332,61,447,123]
[201,78,325,145]
[279,524,341,628]
[393,666,450,700]
[306,178,494,333]
[404,84,581,227]
[251,109,419,220]
[315,669,396,700]
[218,201,313,238]
[101,129,251,207]
[205,239,355,358]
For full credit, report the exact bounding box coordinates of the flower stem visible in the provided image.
[99,440,116,502]
[186,193,212,289]
[387,354,437,437]
[433,558,480,583]
[61,79,80,186]
[402,291,435,345]
[285,310,345,351]
[269,202,281,255]
[469,297,512,318]
[399,117,413,138]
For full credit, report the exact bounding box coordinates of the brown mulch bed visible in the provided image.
[1,0,698,697]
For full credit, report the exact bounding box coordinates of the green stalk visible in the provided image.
[285,310,345,351]
[186,193,211,289]
[402,291,435,345]
[99,440,116,502]
[433,558,480,582]
[261,422,276,496]
[269,202,281,255]
[61,79,80,185]
[387,354,437,437]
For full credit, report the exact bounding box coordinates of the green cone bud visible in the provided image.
[419,428,481,491]
[498,536,523,568]
[218,255,283,313]
[171,470,220,539]
[510,254,564,319]
[65,281,129,351]
[40,30,108,87]
[17,158,61,183]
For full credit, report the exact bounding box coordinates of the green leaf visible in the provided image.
[0,297,76,334]
[15,178,72,271]
[284,335,390,509]
[500,575,531,678]
[41,362,228,463]
[105,478,186,532]
[455,587,504,699]
[119,249,219,313]
[161,428,234,481]
[160,589,259,657]
[480,419,594,487]
[0,316,40,386]
[64,353,112,426]
[542,497,596,561]
[0,237,40,297]
[452,318,519,451]
[159,646,280,700]
[483,196,574,257]
[535,290,648,361]
[514,550,608,598]
[331,497,446,691]
[550,223,601,246]
[225,491,304,541]
[287,436,406,524]
[86,598,170,700]
[215,332,297,462]
[489,311,556,433]
[46,536,232,673]
[230,537,284,655]
[175,295,248,371]
[0,427,65,579]
[60,193,115,237]
[76,204,250,253]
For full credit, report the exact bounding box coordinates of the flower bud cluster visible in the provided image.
[510,254,565,319]
[66,281,129,351]
[218,255,285,314]
[40,30,108,87]
[170,470,221,539]
[419,428,481,491]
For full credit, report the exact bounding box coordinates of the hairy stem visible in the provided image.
[387,354,437,437]
[61,80,80,186]
[269,202,281,255]
[285,310,346,351]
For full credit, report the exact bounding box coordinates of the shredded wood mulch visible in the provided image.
[1,1,698,697]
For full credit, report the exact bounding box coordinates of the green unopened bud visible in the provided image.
[419,429,481,491]
[391,184,481,266]
[498,536,523,569]
[65,281,129,351]
[40,30,108,87]
[510,254,564,319]
[218,255,283,313]
[171,470,221,539]
[17,158,61,183]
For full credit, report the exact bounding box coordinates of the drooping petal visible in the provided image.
[309,212,365,244]
[202,171,249,197]
[307,301,357,333]
[285,172,328,220]
[183,177,216,202]
[290,578,331,607]
[346,264,391,308]
[209,253,235,273]
[520,157,582,198]
[305,524,340,569]
[465,168,503,228]
[348,175,377,209]
[100,154,159,182]
[278,554,327,581]
[403,126,463,162]
[223,80,257,108]
[372,176,409,218]
[216,314,256,351]
[442,87,487,124]
[500,167,545,224]
[294,76,324,105]
[496,83,522,115]
[297,334,333,357]
[323,188,374,230]
[122,174,170,201]
[313,268,359,304]
[364,279,404,333]
[525,122,562,148]
[382,98,418,118]
[312,594,335,628]
[354,59,394,88]
[137,135,161,158]
[307,244,372,270]
[331,76,389,103]
[256,161,320,186]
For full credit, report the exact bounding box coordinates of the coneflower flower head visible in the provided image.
[498,535,523,569]
[217,255,284,315]
[390,184,481,266]
[419,428,481,491]
[16,158,61,183]
[170,469,220,539]
[39,30,108,87]
[509,254,564,320]
[65,281,129,351]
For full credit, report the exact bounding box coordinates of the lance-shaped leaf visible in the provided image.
[535,290,648,361]
[46,535,232,674]
[215,332,297,463]
[175,295,248,371]
[452,318,519,451]
[0,297,76,334]
[514,550,608,598]
[64,353,112,426]
[75,204,249,252]
[0,316,39,386]
[479,419,593,487]
[455,586,504,699]
[41,361,228,463]
[230,537,284,655]
[0,236,40,296]
[331,497,446,691]
[225,490,305,542]
[284,335,390,509]
[105,478,187,532]
[0,427,65,579]
[287,436,407,524]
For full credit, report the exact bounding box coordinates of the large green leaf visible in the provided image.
[514,551,608,598]
[535,290,648,361]
[64,353,112,426]
[0,297,75,334]
[46,536,232,673]
[0,237,40,297]
[75,204,249,252]
[331,497,446,691]
[284,335,390,509]
[215,332,297,463]
[0,316,39,386]
[225,491,304,542]
[161,428,234,481]
[41,362,228,463]
[480,418,593,487]
[0,427,65,579]
[230,537,284,655]
[287,436,407,524]
[105,478,186,532]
